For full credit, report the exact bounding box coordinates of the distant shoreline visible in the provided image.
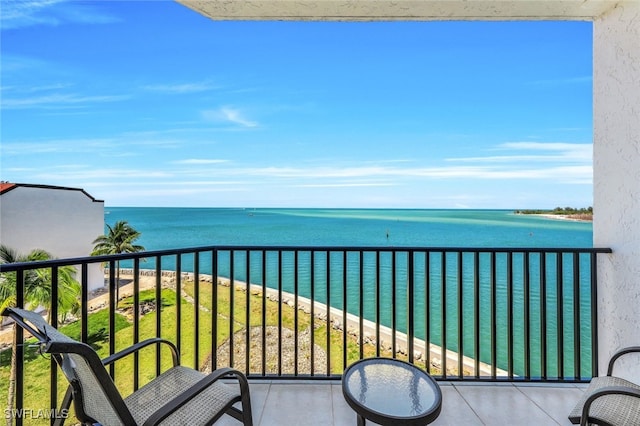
[514,212,592,222]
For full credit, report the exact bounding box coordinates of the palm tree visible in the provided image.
[0,245,81,426]
[0,245,80,317]
[91,220,145,304]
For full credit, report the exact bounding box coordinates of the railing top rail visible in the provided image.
[0,245,612,272]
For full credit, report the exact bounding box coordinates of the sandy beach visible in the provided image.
[517,213,592,222]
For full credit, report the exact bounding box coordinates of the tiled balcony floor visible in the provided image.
[217,381,587,426]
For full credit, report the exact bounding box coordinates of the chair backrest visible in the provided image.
[2,307,136,426]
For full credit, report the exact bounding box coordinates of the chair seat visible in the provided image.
[569,376,640,425]
[125,366,241,425]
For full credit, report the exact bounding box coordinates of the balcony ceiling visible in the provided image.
[176,0,619,21]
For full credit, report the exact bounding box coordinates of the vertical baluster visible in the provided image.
[392,251,397,358]
[557,253,564,380]
[375,251,381,358]
[155,257,162,376]
[326,251,331,376]
[474,251,480,379]
[490,251,497,379]
[310,251,316,376]
[194,252,200,370]
[507,252,514,379]
[457,251,463,379]
[408,250,415,364]
[540,252,547,381]
[109,259,116,378]
[342,251,348,369]
[81,263,89,343]
[294,250,299,376]
[133,258,140,391]
[277,250,282,376]
[573,252,581,380]
[590,253,599,378]
[441,252,447,378]
[15,269,24,426]
[176,255,182,356]
[425,251,431,372]
[211,250,218,372]
[524,252,531,380]
[245,250,251,375]
[50,267,59,423]
[261,250,267,377]
[359,251,364,360]
[229,251,235,369]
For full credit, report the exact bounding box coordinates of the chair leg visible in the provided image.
[240,383,253,426]
[53,385,74,426]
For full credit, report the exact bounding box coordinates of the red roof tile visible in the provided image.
[0,182,17,194]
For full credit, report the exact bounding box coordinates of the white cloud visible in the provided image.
[1,82,71,93]
[32,168,173,181]
[294,182,395,188]
[173,159,229,165]
[202,107,258,128]
[499,141,591,152]
[142,81,220,94]
[166,161,591,185]
[1,93,129,109]
[447,141,592,166]
[1,135,181,156]
[1,0,119,30]
[1,138,115,155]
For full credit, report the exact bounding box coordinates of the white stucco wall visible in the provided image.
[0,185,105,292]
[593,1,640,379]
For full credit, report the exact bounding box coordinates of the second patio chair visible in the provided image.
[569,346,640,426]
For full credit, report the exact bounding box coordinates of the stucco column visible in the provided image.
[593,1,640,379]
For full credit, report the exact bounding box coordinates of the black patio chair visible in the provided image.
[569,346,640,426]
[2,307,253,426]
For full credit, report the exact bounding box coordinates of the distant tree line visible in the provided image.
[514,207,593,215]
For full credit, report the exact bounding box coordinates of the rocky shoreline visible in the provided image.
[105,268,505,377]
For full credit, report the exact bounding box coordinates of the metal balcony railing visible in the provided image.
[0,245,611,425]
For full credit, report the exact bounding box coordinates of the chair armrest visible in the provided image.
[580,385,640,426]
[101,337,179,367]
[607,346,640,376]
[142,367,250,426]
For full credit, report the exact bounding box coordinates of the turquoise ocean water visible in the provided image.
[105,208,594,377]
[106,207,592,249]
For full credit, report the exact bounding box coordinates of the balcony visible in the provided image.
[0,245,610,425]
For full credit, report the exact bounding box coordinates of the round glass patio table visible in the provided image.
[342,357,442,426]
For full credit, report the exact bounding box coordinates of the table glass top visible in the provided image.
[344,358,439,418]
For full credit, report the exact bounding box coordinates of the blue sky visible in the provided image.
[1,1,593,209]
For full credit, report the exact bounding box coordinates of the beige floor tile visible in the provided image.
[454,383,557,425]
[432,384,483,426]
[517,385,585,426]
[331,383,358,426]
[259,383,335,426]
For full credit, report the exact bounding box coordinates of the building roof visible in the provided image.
[0,183,17,193]
[0,182,104,203]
